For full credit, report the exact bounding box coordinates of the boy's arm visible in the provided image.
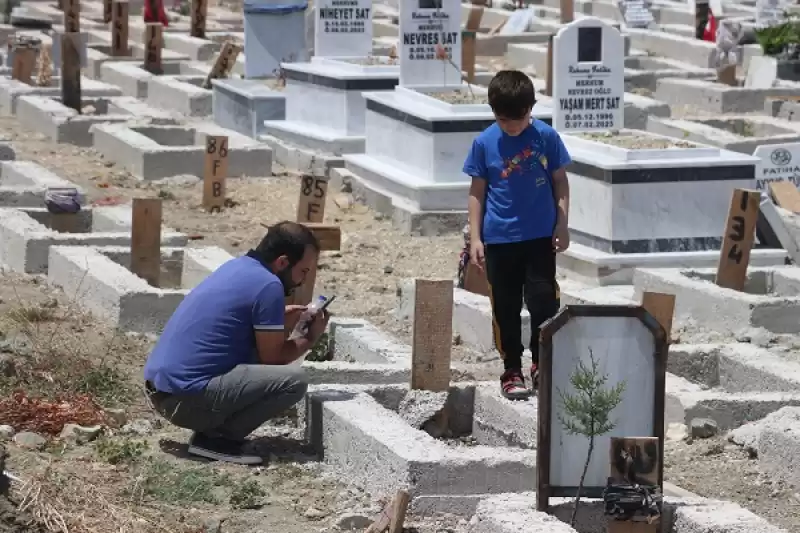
[463,139,488,242]
[550,132,572,250]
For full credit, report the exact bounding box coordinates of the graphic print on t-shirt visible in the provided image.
[501,145,549,179]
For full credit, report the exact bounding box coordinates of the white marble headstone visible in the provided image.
[552,17,624,133]
[754,143,800,191]
[617,0,653,29]
[314,0,373,58]
[745,55,777,89]
[501,7,534,34]
[756,0,787,28]
[398,0,462,87]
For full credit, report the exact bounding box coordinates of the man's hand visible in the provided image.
[470,240,486,271]
[307,309,330,343]
[285,304,307,321]
[553,221,570,253]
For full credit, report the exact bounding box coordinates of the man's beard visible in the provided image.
[275,266,299,296]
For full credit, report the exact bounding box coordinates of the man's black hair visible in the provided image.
[254,221,320,266]
[487,70,536,119]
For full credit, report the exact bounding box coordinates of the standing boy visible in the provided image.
[463,70,571,400]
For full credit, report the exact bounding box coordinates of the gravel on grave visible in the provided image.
[341,57,398,66]
[576,131,697,150]
[426,90,489,105]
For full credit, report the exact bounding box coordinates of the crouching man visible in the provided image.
[143,221,330,465]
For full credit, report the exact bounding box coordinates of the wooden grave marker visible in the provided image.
[290,174,330,306]
[365,489,411,533]
[61,32,82,112]
[103,0,112,22]
[191,0,208,39]
[10,40,37,84]
[411,278,454,434]
[144,22,163,75]
[607,437,661,533]
[640,292,675,344]
[111,0,130,57]
[202,135,228,213]
[461,5,483,83]
[63,0,80,32]
[202,41,242,89]
[769,181,800,214]
[715,188,760,292]
[131,198,162,287]
[560,0,574,23]
[545,33,554,96]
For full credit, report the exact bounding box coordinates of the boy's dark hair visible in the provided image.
[255,221,320,266]
[488,70,536,119]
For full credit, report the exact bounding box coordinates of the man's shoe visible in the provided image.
[187,433,262,465]
[530,363,539,392]
[500,369,531,400]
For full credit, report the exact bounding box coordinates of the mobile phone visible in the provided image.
[318,295,337,312]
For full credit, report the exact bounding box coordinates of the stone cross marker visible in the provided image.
[399,0,462,87]
[552,17,624,133]
[314,0,373,58]
[754,143,800,192]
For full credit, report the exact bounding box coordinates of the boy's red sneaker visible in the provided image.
[530,364,539,392]
[500,369,531,400]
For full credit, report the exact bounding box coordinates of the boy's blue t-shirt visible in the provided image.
[462,119,572,245]
[143,255,286,394]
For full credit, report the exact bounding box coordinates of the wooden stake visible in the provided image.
[296,174,329,224]
[769,181,800,214]
[716,188,760,291]
[365,489,411,533]
[302,223,340,251]
[61,32,82,112]
[111,0,129,57]
[411,279,453,393]
[191,0,208,39]
[11,46,36,84]
[461,5,482,84]
[607,437,660,533]
[144,22,163,75]
[559,0,574,24]
[641,292,675,343]
[202,41,242,89]
[717,64,737,86]
[202,135,228,213]
[545,33,554,96]
[63,0,80,32]
[131,198,162,287]
[103,0,112,23]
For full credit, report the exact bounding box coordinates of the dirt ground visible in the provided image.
[0,89,797,533]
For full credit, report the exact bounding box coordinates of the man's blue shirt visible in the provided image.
[143,255,285,394]
[462,120,572,245]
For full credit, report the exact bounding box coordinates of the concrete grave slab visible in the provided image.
[337,86,552,235]
[146,75,213,117]
[469,492,789,533]
[0,206,187,274]
[91,122,272,180]
[560,130,759,254]
[161,32,235,62]
[647,115,800,154]
[633,266,800,334]
[85,42,192,79]
[47,245,233,333]
[666,344,800,430]
[0,75,122,115]
[16,95,180,146]
[212,78,286,139]
[624,54,715,94]
[305,383,536,517]
[729,407,800,489]
[765,96,800,122]
[262,57,399,170]
[624,27,724,68]
[557,242,788,286]
[100,61,210,99]
[654,77,800,114]
[0,161,85,208]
